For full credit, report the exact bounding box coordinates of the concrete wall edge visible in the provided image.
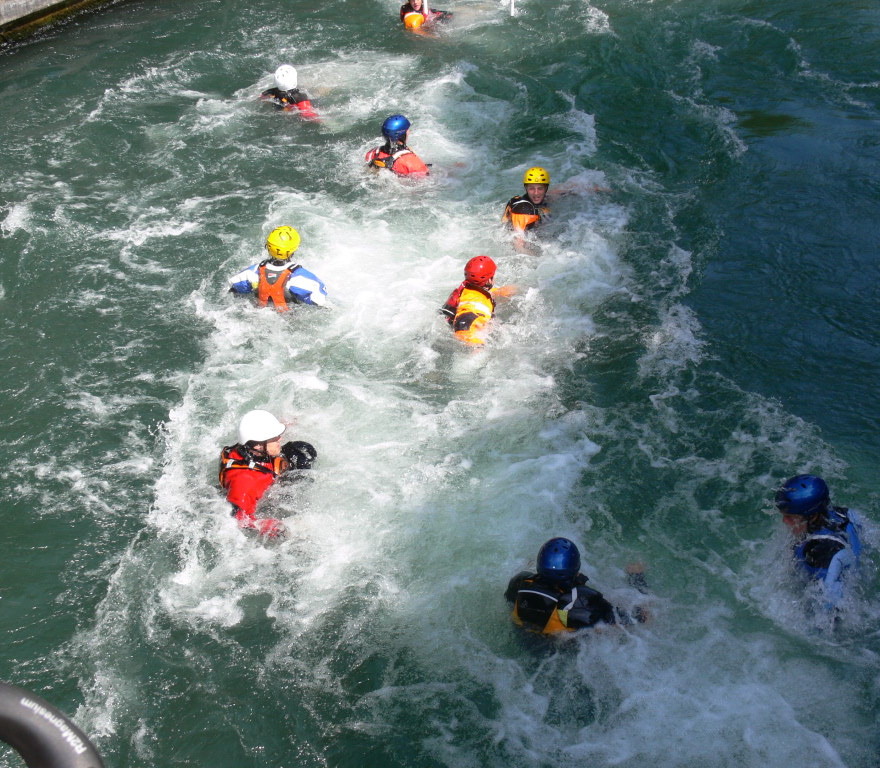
[0,0,123,44]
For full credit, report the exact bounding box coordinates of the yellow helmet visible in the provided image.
[265,226,301,260]
[404,11,425,28]
[523,166,550,186]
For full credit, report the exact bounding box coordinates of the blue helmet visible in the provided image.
[536,537,581,582]
[775,474,830,517]
[382,114,411,142]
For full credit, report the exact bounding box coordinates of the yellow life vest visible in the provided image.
[453,287,495,345]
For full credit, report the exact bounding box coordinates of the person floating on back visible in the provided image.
[219,410,317,538]
[440,255,515,346]
[365,114,430,178]
[505,537,650,634]
[774,474,863,613]
[228,226,328,311]
[400,0,452,30]
[260,64,319,121]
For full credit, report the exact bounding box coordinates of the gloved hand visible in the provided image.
[256,518,286,538]
[234,509,286,538]
[281,440,318,470]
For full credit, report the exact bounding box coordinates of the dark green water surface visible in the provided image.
[1,0,878,766]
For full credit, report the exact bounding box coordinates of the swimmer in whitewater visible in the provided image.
[502,166,606,254]
[505,538,650,633]
[440,255,515,346]
[228,226,328,311]
[400,0,452,29]
[260,64,319,121]
[365,114,430,178]
[773,474,863,613]
[219,410,317,538]
[502,166,555,254]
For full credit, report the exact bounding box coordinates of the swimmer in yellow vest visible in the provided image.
[440,255,515,345]
[505,538,651,634]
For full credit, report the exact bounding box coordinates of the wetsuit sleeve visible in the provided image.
[229,265,260,294]
[440,284,463,323]
[286,267,328,307]
[566,588,616,629]
[822,547,856,610]
[505,571,533,602]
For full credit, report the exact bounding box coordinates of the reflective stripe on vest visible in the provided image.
[218,446,285,488]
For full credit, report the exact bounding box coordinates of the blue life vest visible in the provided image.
[793,507,862,609]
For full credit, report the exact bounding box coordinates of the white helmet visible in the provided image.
[274,64,298,91]
[238,410,286,444]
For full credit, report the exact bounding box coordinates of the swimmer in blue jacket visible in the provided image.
[228,226,328,311]
[774,474,863,612]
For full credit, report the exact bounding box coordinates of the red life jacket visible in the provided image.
[218,445,287,517]
[366,146,429,176]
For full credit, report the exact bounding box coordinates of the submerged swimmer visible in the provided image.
[774,474,864,613]
[228,226,328,311]
[219,410,317,538]
[365,114,430,178]
[260,64,319,121]
[505,538,650,634]
[440,255,514,346]
[400,0,452,29]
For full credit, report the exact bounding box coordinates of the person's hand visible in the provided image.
[256,518,286,538]
[625,562,649,594]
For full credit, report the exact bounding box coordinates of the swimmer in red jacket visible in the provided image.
[260,64,319,121]
[365,114,430,178]
[219,409,317,538]
[440,255,515,345]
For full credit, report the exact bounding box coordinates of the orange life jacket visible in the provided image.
[502,195,548,233]
[257,263,298,312]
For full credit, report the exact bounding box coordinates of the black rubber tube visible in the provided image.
[0,682,104,768]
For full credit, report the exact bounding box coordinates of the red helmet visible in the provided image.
[464,255,496,286]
